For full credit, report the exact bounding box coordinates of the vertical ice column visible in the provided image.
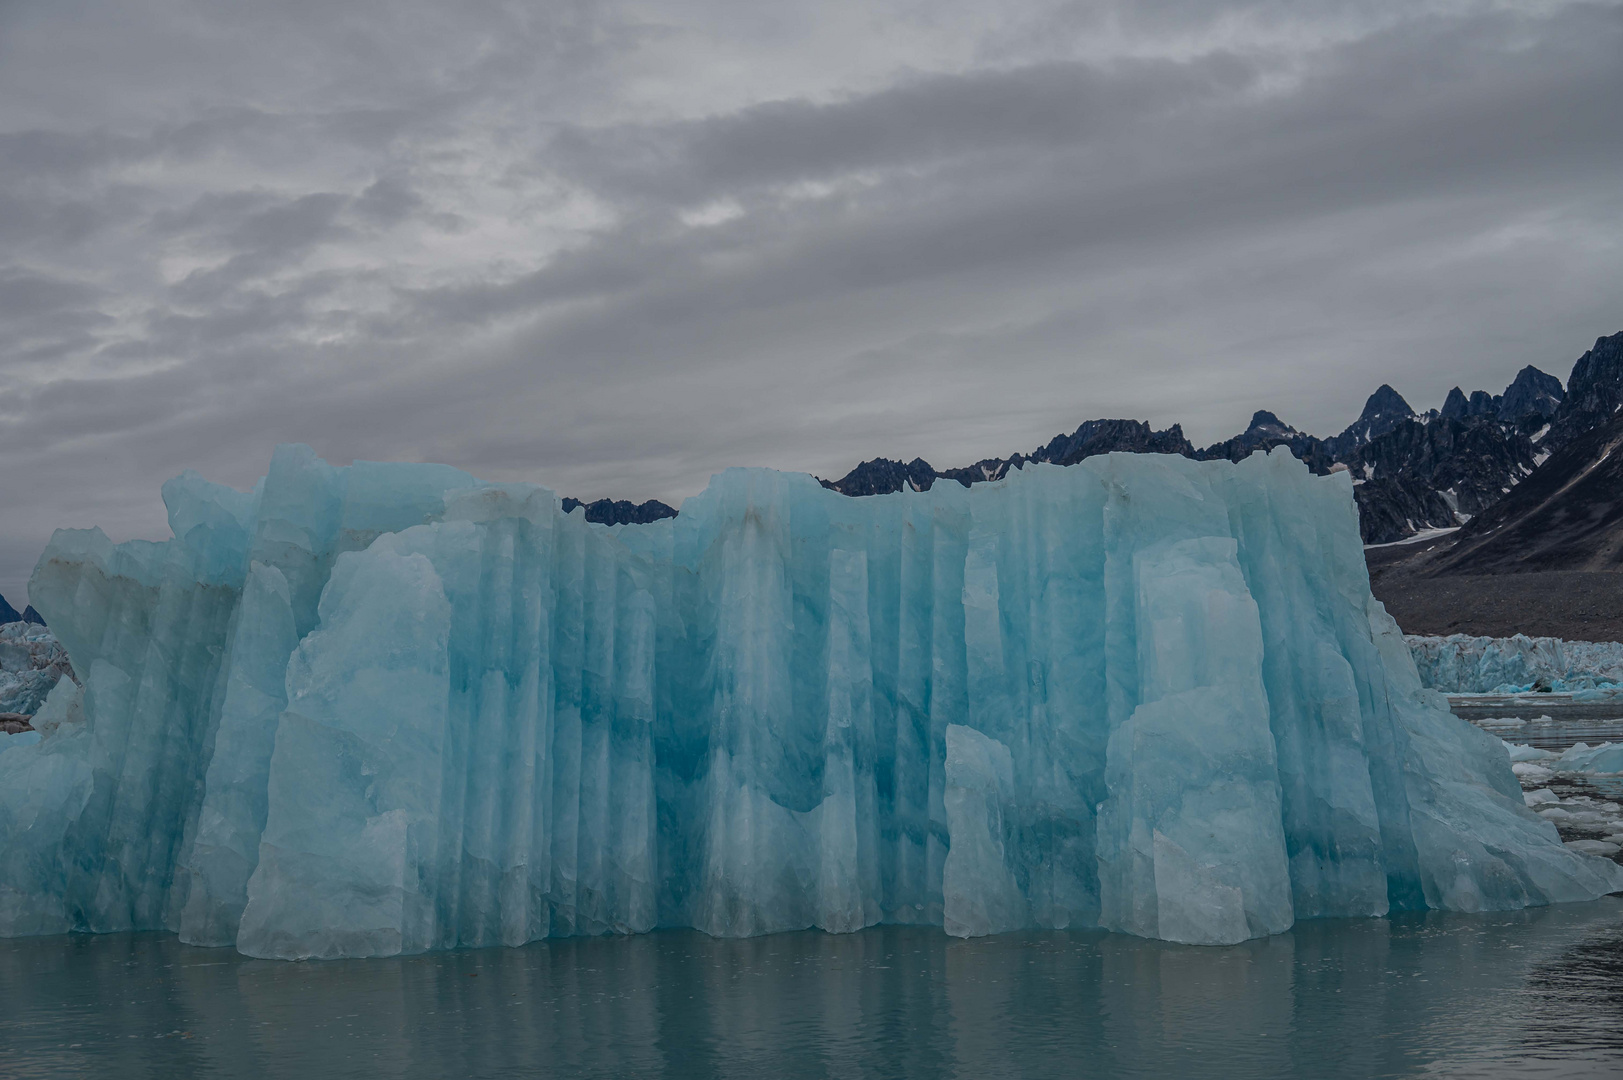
[943,472,1110,934]
[1097,536,1293,945]
[941,723,1027,936]
[351,497,660,949]
[237,547,452,959]
[26,525,242,935]
[546,517,659,938]
[693,479,805,936]
[178,563,299,946]
[686,471,890,936]
[424,506,559,948]
[542,512,660,939]
[875,496,952,925]
[0,679,94,936]
[814,547,882,932]
[942,507,1030,938]
[1218,452,1388,920]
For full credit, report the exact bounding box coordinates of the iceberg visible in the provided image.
[2,444,1618,958]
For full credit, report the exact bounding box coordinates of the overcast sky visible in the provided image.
[1,0,1620,604]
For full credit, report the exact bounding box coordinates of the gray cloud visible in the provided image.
[0,0,1618,607]
[545,52,1266,202]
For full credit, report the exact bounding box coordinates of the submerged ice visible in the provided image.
[2,445,1618,958]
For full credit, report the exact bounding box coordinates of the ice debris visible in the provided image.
[0,620,74,718]
[1508,747,1623,859]
[1408,634,1623,694]
[3,444,1620,958]
[1503,739,1623,779]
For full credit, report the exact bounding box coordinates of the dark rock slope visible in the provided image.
[1349,415,1538,543]
[1429,414,1623,575]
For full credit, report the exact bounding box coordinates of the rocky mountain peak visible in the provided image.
[1328,383,1417,459]
[1030,419,1195,467]
[1548,333,1623,446]
[1497,365,1563,422]
[1440,387,1468,420]
[1440,387,1502,421]
[1360,384,1414,423]
[1246,410,1296,436]
[822,457,941,496]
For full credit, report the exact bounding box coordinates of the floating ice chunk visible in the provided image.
[1511,762,1554,782]
[1503,742,1556,763]
[1556,742,1623,775]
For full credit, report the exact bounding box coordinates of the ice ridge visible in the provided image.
[2,443,1617,958]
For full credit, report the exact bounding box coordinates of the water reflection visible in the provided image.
[4,900,1623,1079]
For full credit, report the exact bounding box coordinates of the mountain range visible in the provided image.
[813,349,1609,546]
[566,331,1622,551]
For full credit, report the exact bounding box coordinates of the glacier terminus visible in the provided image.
[1,445,1617,959]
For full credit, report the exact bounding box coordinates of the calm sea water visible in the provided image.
[4,900,1623,1079]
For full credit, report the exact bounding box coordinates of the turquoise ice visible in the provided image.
[2,445,1617,957]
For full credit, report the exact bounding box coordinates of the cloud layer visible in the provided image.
[1,0,1620,602]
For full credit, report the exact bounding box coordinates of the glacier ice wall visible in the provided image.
[2,444,1618,958]
[1408,633,1623,694]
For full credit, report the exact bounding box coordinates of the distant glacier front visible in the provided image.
[3,445,1618,959]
